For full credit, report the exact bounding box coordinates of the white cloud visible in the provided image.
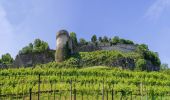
[145,0,170,20]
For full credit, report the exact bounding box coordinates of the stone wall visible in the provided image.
[76,43,137,53]
[13,50,55,67]
[0,63,7,69]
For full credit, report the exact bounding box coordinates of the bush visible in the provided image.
[111,36,134,45]
[136,44,148,53]
[119,39,134,44]
[136,59,147,71]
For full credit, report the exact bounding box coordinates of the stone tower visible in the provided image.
[55,30,73,62]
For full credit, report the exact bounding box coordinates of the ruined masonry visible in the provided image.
[55,30,73,62]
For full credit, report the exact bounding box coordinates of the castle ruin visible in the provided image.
[55,30,73,62]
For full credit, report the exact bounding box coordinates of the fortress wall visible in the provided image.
[77,44,137,52]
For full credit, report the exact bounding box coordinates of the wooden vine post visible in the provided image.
[29,88,32,100]
[70,80,72,100]
[38,74,40,100]
[102,79,104,100]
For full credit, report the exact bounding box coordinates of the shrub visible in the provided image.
[119,39,134,44]
[136,59,147,71]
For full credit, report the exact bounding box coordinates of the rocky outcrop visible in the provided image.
[109,58,135,70]
[146,61,160,71]
[13,51,55,67]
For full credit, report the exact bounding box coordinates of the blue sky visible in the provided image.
[0,0,170,66]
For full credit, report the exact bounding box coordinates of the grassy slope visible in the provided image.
[55,50,142,69]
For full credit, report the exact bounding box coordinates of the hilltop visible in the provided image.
[0,30,161,71]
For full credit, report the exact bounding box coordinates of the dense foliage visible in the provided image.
[59,50,141,69]
[79,35,134,45]
[79,38,87,45]
[91,35,97,43]
[0,53,13,64]
[136,59,147,71]
[136,44,161,67]
[111,36,134,45]
[19,39,49,54]
[70,32,78,46]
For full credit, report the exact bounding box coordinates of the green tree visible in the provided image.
[103,36,109,43]
[124,40,134,44]
[79,38,87,45]
[1,53,13,64]
[136,59,147,71]
[91,35,97,43]
[33,39,49,53]
[136,44,160,67]
[98,37,103,43]
[161,63,169,70]
[112,36,120,45]
[19,43,33,54]
[145,51,161,66]
[70,32,78,45]
[19,39,49,54]
[0,59,2,63]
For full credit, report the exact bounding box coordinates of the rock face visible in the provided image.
[109,58,135,70]
[55,30,73,62]
[13,51,55,67]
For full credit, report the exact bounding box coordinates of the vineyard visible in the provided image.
[0,65,170,100]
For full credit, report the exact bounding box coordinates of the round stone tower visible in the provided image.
[55,30,73,62]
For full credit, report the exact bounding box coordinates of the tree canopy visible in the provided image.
[70,32,78,45]
[19,39,49,54]
[91,35,97,43]
[79,38,87,45]
[1,53,13,64]
[136,44,161,67]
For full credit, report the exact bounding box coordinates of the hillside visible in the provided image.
[0,65,170,99]
[0,30,161,71]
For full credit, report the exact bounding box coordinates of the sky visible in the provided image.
[0,0,170,66]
